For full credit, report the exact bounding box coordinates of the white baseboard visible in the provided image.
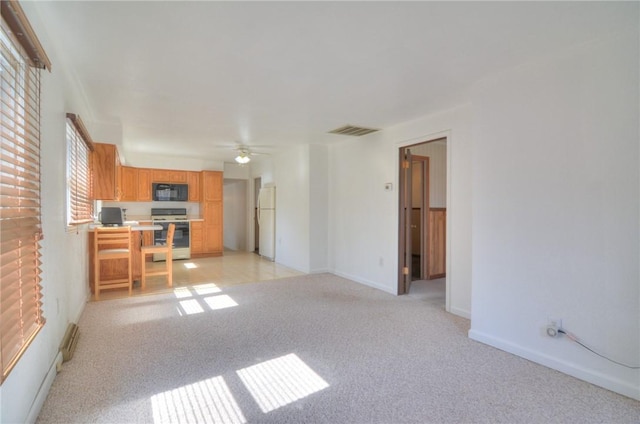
[332,270,397,295]
[468,329,640,401]
[275,261,309,274]
[74,295,88,324]
[26,352,63,423]
[449,306,471,320]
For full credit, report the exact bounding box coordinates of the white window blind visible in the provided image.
[0,1,49,384]
[66,114,94,225]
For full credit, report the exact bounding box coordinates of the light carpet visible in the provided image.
[37,273,639,423]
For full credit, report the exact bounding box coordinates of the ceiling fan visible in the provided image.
[233,145,268,164]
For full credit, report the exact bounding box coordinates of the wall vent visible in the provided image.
[328,125,379,137]
[59,323,79,362]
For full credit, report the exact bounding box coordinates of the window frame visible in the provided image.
[1,0,50,384]
[66,113,94,226]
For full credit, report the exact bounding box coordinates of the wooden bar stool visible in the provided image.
[94,226,132,300]
[141,223,175,289]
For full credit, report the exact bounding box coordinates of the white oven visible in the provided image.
[151,208,191,261]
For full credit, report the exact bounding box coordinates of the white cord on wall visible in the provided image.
[556,328,640,369]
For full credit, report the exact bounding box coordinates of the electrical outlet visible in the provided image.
[548,318,563,330]
[546,318,563,337]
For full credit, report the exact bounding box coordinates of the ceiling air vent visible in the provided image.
[328,125,379,137]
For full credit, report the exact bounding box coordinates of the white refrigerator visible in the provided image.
[258,186,276,261]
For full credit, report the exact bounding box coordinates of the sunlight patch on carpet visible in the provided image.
[174,284,235,315]
[237,353,329,413]
[151,375,246,424]
[173,287,192,299]
[204,294,238,310]
[178,299,204,315]
[182,262,198,269]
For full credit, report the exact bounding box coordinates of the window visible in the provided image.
[66,114,94,225]
[1,1,51,383]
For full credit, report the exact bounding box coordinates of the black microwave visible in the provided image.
[152,183,188,201]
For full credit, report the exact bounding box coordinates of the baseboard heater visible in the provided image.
[59,323,79,362]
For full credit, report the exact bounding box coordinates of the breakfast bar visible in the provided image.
[88,223,161,294]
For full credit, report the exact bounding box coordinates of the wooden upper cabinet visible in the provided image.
[187,171,200,202]
[137,168,152,201]
[171,171,188,183]
[92,146,210,203]
[201,171,223,201]
[152,169,188,183]
[152,169,172,183]
[120,166,138,201]
[92,142,122,200]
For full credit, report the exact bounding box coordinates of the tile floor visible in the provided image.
[92,250,303,301]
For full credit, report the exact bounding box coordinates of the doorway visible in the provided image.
[223,179,248,251]
[410,155,429,280]
[254,177,261,254]
[398,138,447,299]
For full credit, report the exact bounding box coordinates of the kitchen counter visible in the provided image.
[88,221,162,231]
[88,224,162,295]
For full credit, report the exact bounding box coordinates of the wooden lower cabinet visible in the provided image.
[202,201,223,255]
[88,228,156,293]
[139,221,154,246]
[190,221,204,254]
[200,171,223,256]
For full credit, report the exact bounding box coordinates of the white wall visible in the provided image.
[260,144,331,273]
[309,145,329,273]
[328,133,399,293]
[250,158,274,187]
[273,145,311,272]
[0,4,93,422]
[329,105,473,318]
[223,179,248,251]
[468,29,640,399]
[223,162,250,180]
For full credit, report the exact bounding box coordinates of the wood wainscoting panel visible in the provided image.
[428,208,446,279]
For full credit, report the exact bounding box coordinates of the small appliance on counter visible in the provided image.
[99,207,124,227]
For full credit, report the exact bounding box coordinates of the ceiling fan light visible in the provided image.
[235,153,250,164]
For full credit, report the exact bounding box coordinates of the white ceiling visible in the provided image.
[32,1,636,164]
